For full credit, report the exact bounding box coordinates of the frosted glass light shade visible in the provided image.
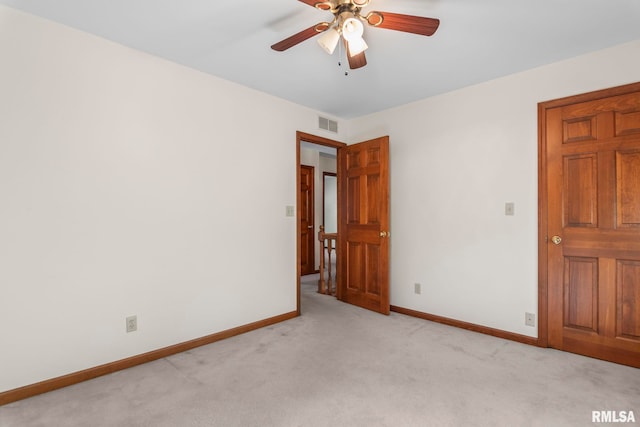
[347,36,368,56]
[342,17,364,41]
[317,28,340,54]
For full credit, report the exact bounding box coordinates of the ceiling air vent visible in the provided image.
[319,116,338,133]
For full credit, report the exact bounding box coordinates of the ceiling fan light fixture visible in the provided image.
[347,36,368,57]
[341,17,364,42]
[272,2,441,69]
[317,27,340,54]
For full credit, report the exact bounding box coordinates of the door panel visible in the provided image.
[563,154,598,227]
[617,151,640,226]
[300,165,315,275]
[618,260,640,339]
[563,256,598,332]
[339,136,390,315]
[545,86,640,367]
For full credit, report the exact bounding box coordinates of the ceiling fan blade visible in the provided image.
[298,0,333,10]
[345,40,367,70]
[366,11,440,36]
[271,23,329,51]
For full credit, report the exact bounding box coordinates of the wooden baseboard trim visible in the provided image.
[0,310,298,406]
[390,305,539,347]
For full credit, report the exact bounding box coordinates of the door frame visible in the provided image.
[537,81,640,348]
[296,131,346,315]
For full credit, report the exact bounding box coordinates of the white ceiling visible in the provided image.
[2,0,640,119]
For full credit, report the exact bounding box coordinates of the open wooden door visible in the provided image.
[299,165,315,275]
[541,83,640,367]
[338,136,390,315]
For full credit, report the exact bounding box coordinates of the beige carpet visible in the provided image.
[1,278,639,427]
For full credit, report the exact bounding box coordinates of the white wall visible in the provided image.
[318,154,337,233]
[0,6,345,393]
[348,40,640,337]
[2,3,638,395]
[320,154,338,234]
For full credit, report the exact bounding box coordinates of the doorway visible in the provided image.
[296,132,345,314]
[296,131,391,316]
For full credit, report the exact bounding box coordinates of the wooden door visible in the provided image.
[543,83,640,367]
[338,136,390,314]
[300,165,315,276]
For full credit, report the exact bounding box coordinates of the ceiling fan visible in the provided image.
[271,0,440,70]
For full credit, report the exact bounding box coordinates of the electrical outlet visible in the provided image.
[126,315,137,333]
[414,283,421,295]
[525,312,535,327]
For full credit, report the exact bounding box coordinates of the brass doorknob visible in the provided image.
[551,235,562,245]
[379,231,388,238]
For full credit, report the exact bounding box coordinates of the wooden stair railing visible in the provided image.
[317,225,338,295]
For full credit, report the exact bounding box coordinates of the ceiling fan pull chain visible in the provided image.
[337,41,349,76]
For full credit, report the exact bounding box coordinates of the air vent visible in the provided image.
[319,116,338,133]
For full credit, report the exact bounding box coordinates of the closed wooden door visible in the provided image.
[300,165,315,275]
[338,136,390,314]
[543,83,640,367]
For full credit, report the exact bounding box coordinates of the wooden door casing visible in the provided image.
[300,165,315,276]
[540,82,640,367]
[338,136,390,315]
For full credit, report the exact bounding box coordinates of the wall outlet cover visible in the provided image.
[525,312,535,327]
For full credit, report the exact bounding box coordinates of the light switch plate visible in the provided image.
[126,315,137,333]
[505,202,515,216]
[286,205,295,217]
